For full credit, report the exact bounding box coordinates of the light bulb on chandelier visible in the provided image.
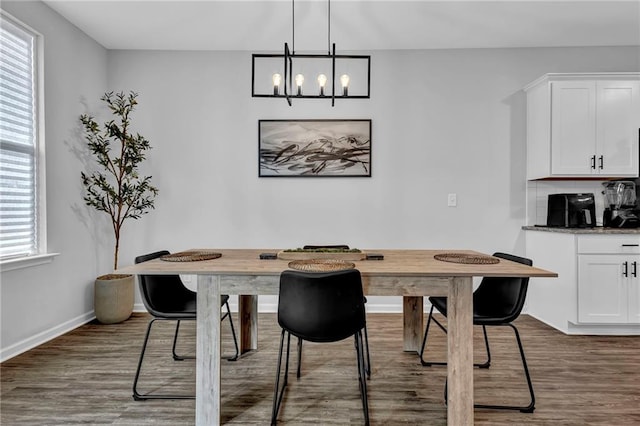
[317,74,327,96]
[340,74,350,96]
[272,73,282,95]
[295,74,304,96]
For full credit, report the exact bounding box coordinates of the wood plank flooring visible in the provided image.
[1,313,639,425]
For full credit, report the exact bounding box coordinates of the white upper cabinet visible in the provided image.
[597,81,639,175]
[525,73,640,180]
[550,80,597,175]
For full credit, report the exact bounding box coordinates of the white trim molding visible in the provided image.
[0,252,59,272]
[0,309,94,362]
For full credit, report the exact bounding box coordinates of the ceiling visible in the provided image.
[42,0,640,51]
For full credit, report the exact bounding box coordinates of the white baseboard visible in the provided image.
[1,311,95,363]
[134,302,282,313]
[133,299,431,314]
[567,321,640,335]
[240,302,411,314]
[365,303,405,313]
[133,303,146,312]
[3,300,426,363]
[136,302,412,314]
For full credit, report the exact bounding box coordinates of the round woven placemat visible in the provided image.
[434,253,500,264]
[160,250,222,262]
[288,259,356,272]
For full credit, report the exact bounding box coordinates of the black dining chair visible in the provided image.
[132,250,239,400]
[419,252,536,413]
[295,245,372,380]
[271,269,370,425]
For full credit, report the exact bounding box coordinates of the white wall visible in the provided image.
[0,1,109,361]
[1,0,639,360]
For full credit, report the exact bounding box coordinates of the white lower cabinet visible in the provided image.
[577,235,640,325]
[526,230,640,334]
[630,267,640,323]
[577,254,639,323]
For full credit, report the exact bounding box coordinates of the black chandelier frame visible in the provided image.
[251,0,371,107]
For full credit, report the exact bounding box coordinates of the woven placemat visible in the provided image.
[288,259,356,272]
[434,253,500,264]
[160,250,222,262]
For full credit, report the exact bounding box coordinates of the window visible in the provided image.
[0,12,50,267]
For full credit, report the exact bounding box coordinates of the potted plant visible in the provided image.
[80,91,158,324]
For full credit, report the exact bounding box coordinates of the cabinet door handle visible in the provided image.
[598,155,604,170]
[633,261,637,278]
[622,244,640,247]
[623,261,629,277]
[590,155,596,169]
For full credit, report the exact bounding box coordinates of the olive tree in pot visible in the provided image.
[80,91,158,324]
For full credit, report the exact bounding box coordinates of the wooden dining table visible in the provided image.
[117,248,556,425]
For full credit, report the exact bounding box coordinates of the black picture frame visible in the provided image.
[258,119,372,177]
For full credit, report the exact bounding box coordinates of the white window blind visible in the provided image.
[0,15,38,259]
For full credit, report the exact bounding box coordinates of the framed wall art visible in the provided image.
[258,119,371,177]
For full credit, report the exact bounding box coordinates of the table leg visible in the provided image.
[403,296,424,352]
[239,294,258,354]
[196,275,221,426]
[447,276,474,425]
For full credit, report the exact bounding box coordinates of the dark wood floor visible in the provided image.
[2,312,639,425]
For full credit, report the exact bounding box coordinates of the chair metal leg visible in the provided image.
[513,324,536,413]
[473,324,535,413]
[363,297,372,379]
[298,327,370,379]
[443,323,535,413]
[364,324,371,379]
[171,320,193,361]
[222,301,239,361]
[419,306,434,365]
[134,307,236,401]
[355,330,370,425]
[271,330,292,425]
[420,306,447,367]
[133,318,194,400]
[420,306,492,368]
[274,331,369,425]
[296,337,303,379]
[296,295,372,380]
[170,303,238,361]
[477,325,491,369]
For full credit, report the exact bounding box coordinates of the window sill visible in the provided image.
[1,253,60,272]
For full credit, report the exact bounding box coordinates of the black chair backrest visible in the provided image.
[278,269,366,343]
[473,252,533,323]
[134,250,195,316]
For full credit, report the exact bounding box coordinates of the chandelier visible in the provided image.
[251,0,371,106]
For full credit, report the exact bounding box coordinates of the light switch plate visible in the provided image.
[447,193,457,207]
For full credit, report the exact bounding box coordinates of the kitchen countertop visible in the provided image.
[522,226,640,234]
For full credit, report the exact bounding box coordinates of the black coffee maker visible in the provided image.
[602,180,640,228]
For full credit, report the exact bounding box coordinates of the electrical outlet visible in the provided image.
[447,193,457,207]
